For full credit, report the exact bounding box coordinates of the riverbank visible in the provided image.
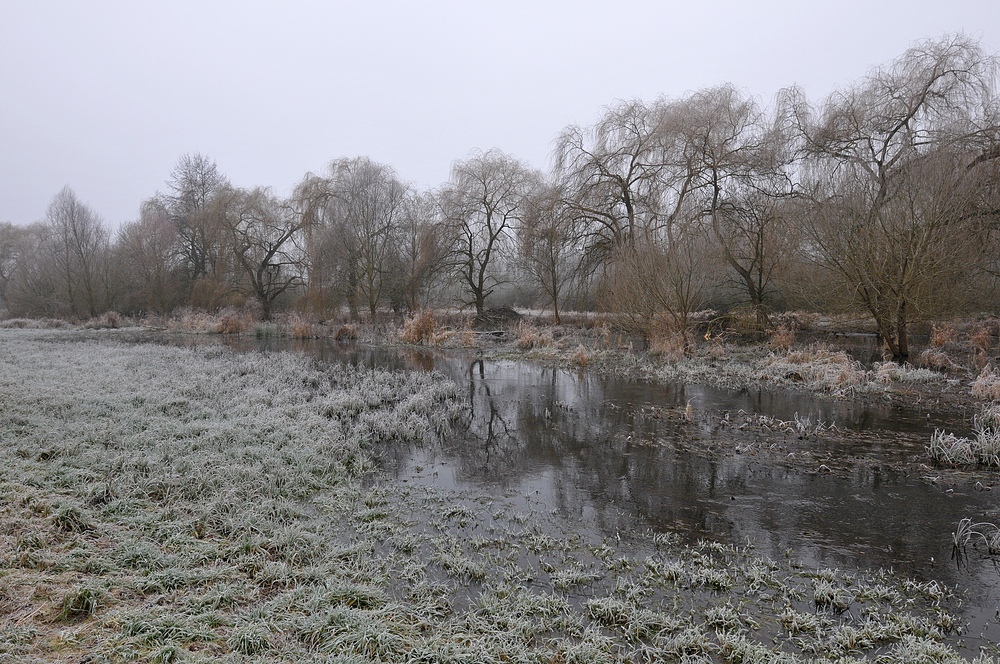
[389,311,998,423]
[0,328,996,662]
[8,310,994,418]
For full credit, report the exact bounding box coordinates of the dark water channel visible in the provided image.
[222,336,1000,647]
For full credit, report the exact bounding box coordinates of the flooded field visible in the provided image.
[11,329,994,659]
[237,338,1000,652]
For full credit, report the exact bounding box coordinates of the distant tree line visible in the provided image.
[1,35,999,359]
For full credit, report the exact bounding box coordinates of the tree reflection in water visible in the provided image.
[196,335,1000,642]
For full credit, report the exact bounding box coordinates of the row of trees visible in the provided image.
[2,35,999,358]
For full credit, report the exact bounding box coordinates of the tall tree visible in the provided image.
[294,158,408,318]
[161,153,231,299]
[554,99,669,258]
[389,191,451,313]
[793,34,1000,359]
[327,158,408,317]
[680,85,796,325]
[291,172,335,311]
[44,187,110,318]
[520,182,582,324]
[0,221,29,315]
[441,149,539,315]
[226,188,306,320]
[114,200,184,314]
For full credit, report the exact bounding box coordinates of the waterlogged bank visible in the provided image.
[0,329,996,662]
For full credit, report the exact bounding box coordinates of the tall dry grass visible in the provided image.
[930,323,958,348]
[400,310,438,344]
[515,321,554,350]
[767,325,796,350]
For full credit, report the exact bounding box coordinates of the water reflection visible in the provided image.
[321,343,1000,639]
[148,333,1000,640]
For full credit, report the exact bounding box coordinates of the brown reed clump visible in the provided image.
[649,331,687,363]
[401,311,437,344]
[335,324,358,341]
[289,315,318,339]
[969,325,994,352]
[930,323,957,348]
[215,312,248,335]
[917,348,957,372]
[516,322,554,350]
[768,326,796,350]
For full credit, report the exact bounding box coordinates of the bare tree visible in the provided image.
[712,188,797,322]
[226,188,306,320]
[679,85,797,325]
[43,187,111,318]
[3,223,60,317]
[114,200,184,315]
[0,221,29,315]
[291,172,334,312]
[293,158,408,318]
[520,182,583,323]
[160,153,231,300]
[328,158,408,317]
[554,99,669,258]
[389,191,451,312]
[808,148,989,355]
[440,149,540,314]
[793,34,1000,359]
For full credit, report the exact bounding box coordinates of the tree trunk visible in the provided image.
[895,301,909,362]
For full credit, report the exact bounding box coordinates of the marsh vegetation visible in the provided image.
[2,329,1000,662]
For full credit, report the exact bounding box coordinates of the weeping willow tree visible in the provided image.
[793,35,1000,360]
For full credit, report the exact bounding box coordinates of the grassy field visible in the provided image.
[0,329,995,662]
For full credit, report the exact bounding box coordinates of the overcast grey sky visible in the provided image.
[2,0,998,227]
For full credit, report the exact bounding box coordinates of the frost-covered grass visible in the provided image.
[929,403,1000,468]
[518,342,946,399]
[0,329,991,662]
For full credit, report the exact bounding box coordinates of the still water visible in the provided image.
[226,337,1000,645]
